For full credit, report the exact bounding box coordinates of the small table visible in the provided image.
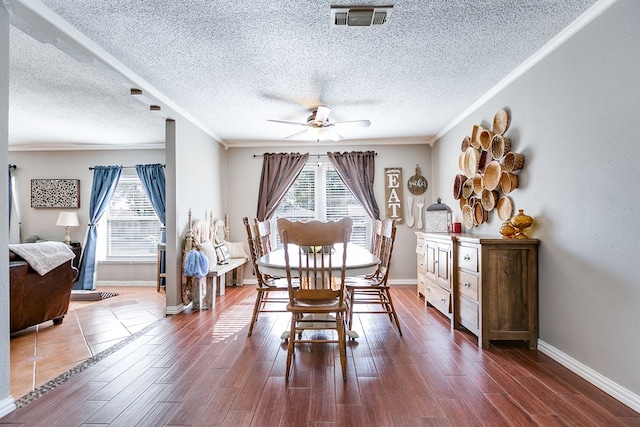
[257,243,379,338]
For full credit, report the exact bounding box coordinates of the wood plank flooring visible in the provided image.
[9,286,165,399]
[2,285,639,426]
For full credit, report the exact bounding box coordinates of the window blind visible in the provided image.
[105,176,162,260]
[271,163,372,249]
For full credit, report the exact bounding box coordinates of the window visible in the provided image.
[270,163,372,249]
[100,175,162,261]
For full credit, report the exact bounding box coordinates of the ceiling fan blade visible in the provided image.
[315,106,332,123]
[267,119,308,126]
[284,129,310,140]
[332,119,371,128]
[323,128,344,142]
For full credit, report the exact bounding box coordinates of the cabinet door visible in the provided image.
[424,240,437,280]
[484,247,533,333]
[435,242,452,290]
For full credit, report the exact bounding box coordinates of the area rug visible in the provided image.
[99,291,119,300]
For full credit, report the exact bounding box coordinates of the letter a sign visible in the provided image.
[384,168,404,224]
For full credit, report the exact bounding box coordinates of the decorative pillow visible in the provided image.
[223,240,247,258]
[214,243,230,265]
[199,240,217,269]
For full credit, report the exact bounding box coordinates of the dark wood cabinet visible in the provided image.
[455,236,539,349]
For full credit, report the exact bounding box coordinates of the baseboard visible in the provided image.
[0,396,16,418]
[95,281,155,287]
[164,303,185,315]
[387,279,417,286]
[538,340,640,412]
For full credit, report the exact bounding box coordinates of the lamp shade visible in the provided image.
[56,211,79,227]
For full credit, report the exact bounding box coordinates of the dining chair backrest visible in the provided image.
[243,217,264,285]
[367,218,389,280]
[277,217,353,304]
[376,219,397,283]
[254,219,273,257]
[371,219,383,257]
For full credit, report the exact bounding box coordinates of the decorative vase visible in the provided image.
[510,209,533,239]
[499,221,516,238]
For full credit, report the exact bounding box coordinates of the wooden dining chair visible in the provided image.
[243,217,289,337]
[254,218,273,259]
[345,218,402,335]
[277,217,353,381]
[365,218,383,280]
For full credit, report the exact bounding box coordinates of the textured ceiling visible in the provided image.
[7,0,600,149]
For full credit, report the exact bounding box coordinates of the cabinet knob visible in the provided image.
[440,298,446,303]
[464,282,470,288]
[464,255,471,261]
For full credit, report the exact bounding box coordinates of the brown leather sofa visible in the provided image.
[9,251,78,334]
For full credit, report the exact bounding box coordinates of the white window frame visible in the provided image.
[97,175,162,262]
[270,162,372,249]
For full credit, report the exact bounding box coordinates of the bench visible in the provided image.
[192,256,248,310]
[207,256,247,296]
[182,210,249,310]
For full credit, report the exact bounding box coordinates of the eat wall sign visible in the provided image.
[384,168,404,224]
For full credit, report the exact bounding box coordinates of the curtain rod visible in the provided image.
[8,164,16,169]
[88,164,165,170]
[252,152,377,158]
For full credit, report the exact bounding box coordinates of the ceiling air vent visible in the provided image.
[330,5,393,27]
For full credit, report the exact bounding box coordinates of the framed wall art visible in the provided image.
[31,179,80,208]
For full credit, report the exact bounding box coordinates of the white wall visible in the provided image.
[165,117,226,311]
[7,149,165,284]
[226,143,432,283]
[432,0,640,404]
[0,3,15,418]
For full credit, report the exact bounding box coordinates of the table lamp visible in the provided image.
[56,211,79,245]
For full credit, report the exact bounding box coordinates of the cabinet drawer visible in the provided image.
[459,296,479,332]
[416,237,425,256]
[425,283,451,315]
[417,273,427,297]
[458,271,479,301]
[417,254,426,275]
[458,245,479,272]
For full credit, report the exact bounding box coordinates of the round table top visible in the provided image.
[257,243,380,278]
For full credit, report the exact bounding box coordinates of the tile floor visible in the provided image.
[9,286,166,399]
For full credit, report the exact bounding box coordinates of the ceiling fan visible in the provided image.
[268,106,371,141]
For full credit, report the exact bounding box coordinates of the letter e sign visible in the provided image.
[384,168,403,224]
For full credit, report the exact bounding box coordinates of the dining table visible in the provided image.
[256,243,380,339]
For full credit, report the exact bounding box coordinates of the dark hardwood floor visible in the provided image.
[1,285,638,426]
